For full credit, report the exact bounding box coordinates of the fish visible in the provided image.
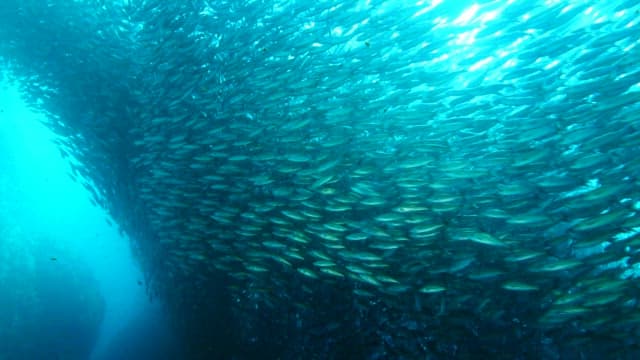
[1,0,640,358]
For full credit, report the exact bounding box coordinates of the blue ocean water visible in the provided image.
[0,0,639,359]
[0,85,179,359]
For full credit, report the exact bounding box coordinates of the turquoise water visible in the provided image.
[1,0,640,358]
[0,84,177,359]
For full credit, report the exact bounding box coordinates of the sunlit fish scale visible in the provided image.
[376,274,400,284]
[580,250,623,268]
[392,204,428,213]
[236,229,259,238]
[594,89,640,112]
[269,255,293,267]
[572,209,630,233]
[353,289,375,297]
[269,216,292,226]
[352,166,377,177]
[583,292,623,307]
[426,192,462,205]
[313,260,337,268]
[246,264,269,273]
[382,283,411,294]
[252,152,277,162]
[315,158,341,173]
[394,178,427,190]
[581,183,633,203]
[319,267,345,278]
[504,249,544,263]
[513,123,557,143]
[580,130,626,152]
[368,243,400,251]
[497,182,535,197]
[332,194,359,205]
[581,278,627,294]
[293,172,315,185]
[511,148,551,167]
[250,174,274,186]
[568,152,610,171]
[277,125,315,144]
[281,118,312,131]
[449,230,507,247]
[534,174,579,191]
[297,267,319,279]
[193,154,214,162]
[323,222,348,232]
[203,174,226,183]
[300,209,322,219]
[394,158,433,170]
[559,126,600,146]
[360,227,392,241]
[210,214,235,225]
[360,197,387,206]
[314,230,341,242]
[438,160,468,173]
[290,189,314,202]
[188,252,207,261]
[283,249,305,261]
[323,202,350,212]
[261,240,286,249]
[539,306,589,325]
[448,255,475,273]
[353,273,382,287]
[530,258,582,272]
[320,243,344,252]
[276,164,302,174]
[279,230,309,244]
[309,250,331,261]
[281,209,305,221]
[409,223,444,234]
[501,281,539,292]
[553,291,585,306]
[345,264,369,274]
[506,213,552,227]
[408,230,440,242]
[217,164,243,174]
[310,174,334,189]
[481,208,510,219]
[346,232,369,241]
[320,136,348,148]
[444,167,490,180]
[350,181,380,197]
[419,284,446,294]
[374,212,404,224]
[467,268,505,281]
[561,195,603,212]
[339,251,382,262]
[228,154,250,162]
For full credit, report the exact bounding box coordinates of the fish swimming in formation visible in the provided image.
[1,0,640,358]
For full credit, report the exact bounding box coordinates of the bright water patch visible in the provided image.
[0,84,164,360]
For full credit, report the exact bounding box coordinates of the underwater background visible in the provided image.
[1,0,640,359]
[0,85,180,359]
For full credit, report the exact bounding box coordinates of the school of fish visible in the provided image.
[1,0,640,358]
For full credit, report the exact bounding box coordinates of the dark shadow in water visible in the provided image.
[0,240,105,360]
[93,304,181,360]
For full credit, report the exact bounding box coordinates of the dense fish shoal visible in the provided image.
[1,0,640,358]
